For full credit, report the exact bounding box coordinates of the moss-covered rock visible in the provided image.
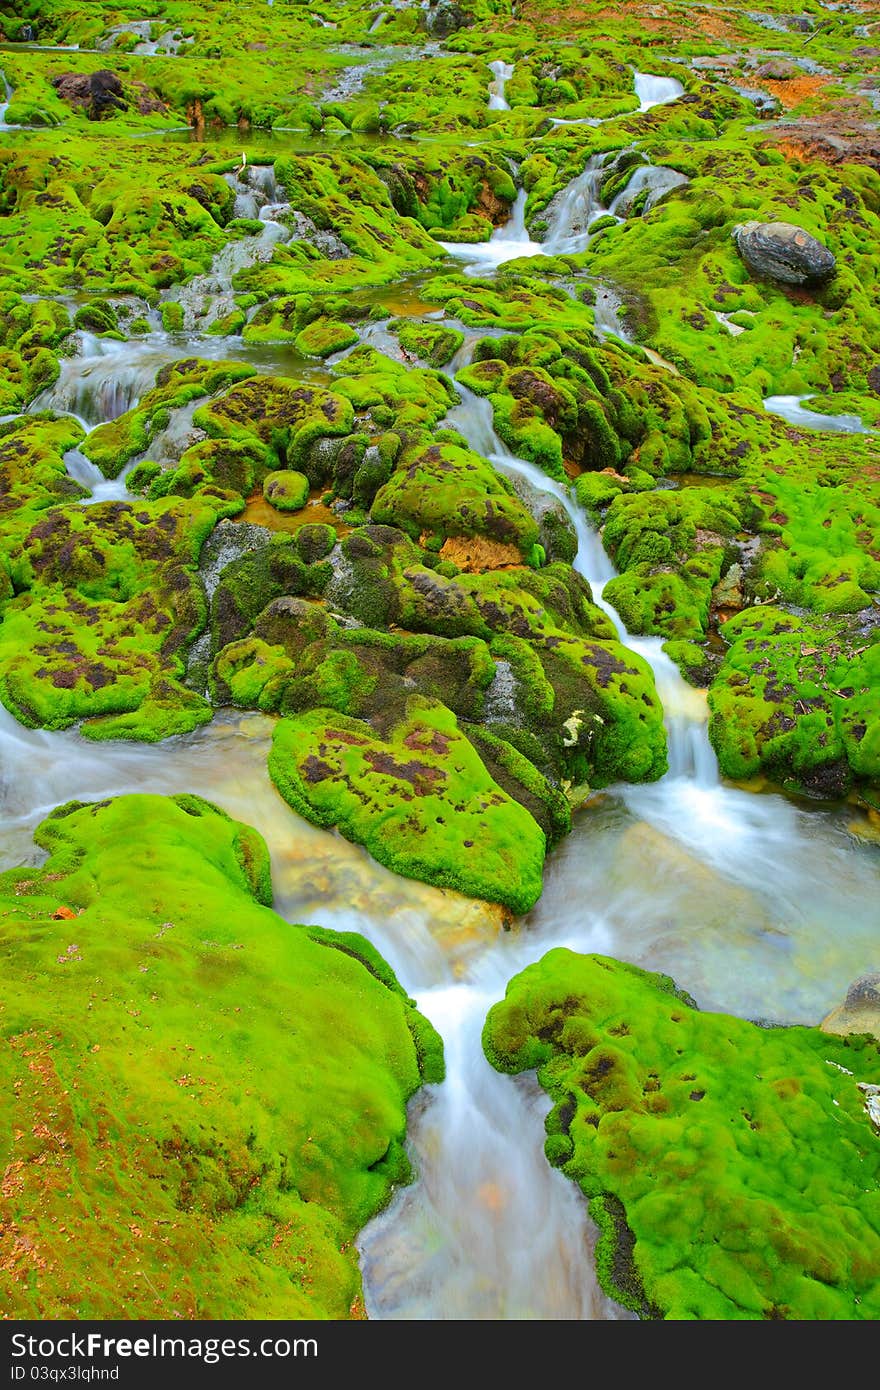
[263,469,310,512]
[83,358,257,479]
[708,606,880,799]
[483,948,880,1320]
[269,697,546,912]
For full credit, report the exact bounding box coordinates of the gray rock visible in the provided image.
[422,1,469,37]
[733,220,836,286]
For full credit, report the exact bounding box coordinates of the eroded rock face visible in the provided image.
[50,70,127,120]
[733,220,836,286]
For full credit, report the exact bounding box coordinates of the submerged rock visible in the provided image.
[733,220,836,286]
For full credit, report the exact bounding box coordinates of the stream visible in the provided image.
[1,66,878,1322]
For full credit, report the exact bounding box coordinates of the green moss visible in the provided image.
[389,317,465,368]
[263,469,310,512]
[483,949,880,1320]
[708,606,880,798]
[372,439,539,555]
[0,792,439,1318]
[83,358,257,479]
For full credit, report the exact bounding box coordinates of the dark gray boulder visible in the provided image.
[733,220,836,286]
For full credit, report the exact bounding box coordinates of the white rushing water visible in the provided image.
[0,67,15,128]
[437,189,543,274]
[763,394,868,434]
[488,59,514,111]
[357,188,880,1315]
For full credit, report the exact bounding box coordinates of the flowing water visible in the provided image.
[488,59,514,111]
[2,147,878,1321]
[0,68,12,128]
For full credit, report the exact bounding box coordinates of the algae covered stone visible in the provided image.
[483,949,880,1320]
[269,697,546,912]
[0,792,442,1320]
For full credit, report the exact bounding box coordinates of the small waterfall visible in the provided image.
[0,69,13,128]
[31,336,166,428]
[609,163,689,217]
[359,959,628,1320]
[165,170,292,331]
[633,71,684,111]
[487,59,514,111]
[447,380,718,787]
[437,189,543,275]
[64,449,137,506]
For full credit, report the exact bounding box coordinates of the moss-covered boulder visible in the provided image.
[389,316,464,368]
[0,792,441,1319]
[483,949,880,1320]
[372,439,539,555]
[83,358,257,479]
[195,374,355,472]
[708,606,880,799]
[269,697,546,912]
[263,469,310,512]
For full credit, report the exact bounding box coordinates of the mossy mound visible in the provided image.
[330,343,456,438]
[483,948,880,1320]
[0,493,221,741]
[708,606,880,799]
[195,374,355,472]
[0,792,441,1319]
[263,469,310,513]
[372,439,539,555]
[269,697,547,913]
[0,294,71,413]
[83,358,257,479]
[389,317,465,368]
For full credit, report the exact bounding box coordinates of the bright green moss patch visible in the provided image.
[483,949,880,1320]
[708,606,880,799]
[269,697,547,912]
[0,485,223,741]
[372,439,539,554]
[0,295,71,412]
[83,358,257,478]
[196,374,355,472]
[389,317,465,368]
[295,316,360,358]
[0,792,441,1318]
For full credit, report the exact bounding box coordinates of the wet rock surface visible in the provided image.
[734,220,837,285]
